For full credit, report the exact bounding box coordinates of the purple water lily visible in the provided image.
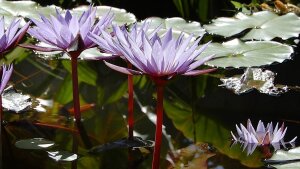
[104,26,215,78]
[89,22,161,140]
[21,6,114,53]
[231,119,297,145]
[0,17,30,55]
[100,25,215,169]
[20,7,114,122]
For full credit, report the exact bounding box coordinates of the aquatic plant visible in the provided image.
[89,22,160,140]
[20,7,114,121]
[231,119,297,145]
[102,25,215,169]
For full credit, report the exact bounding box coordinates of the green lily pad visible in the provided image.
[0,1,61,24]
[72,5,136,25]
[204,11,300,40]
[139,17,206,39]
[15,138,55,150]
[265,147,300,169]
[197,39,293,68]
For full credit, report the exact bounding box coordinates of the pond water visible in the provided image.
[1,44,300,169]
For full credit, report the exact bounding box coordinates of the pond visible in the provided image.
[1,0,300,169]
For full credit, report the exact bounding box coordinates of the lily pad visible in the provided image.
[139,17,206,39]
[72,5,136,26]
[15,138,55,150]
[204,11,300,40]
[89,136,154,153]
[220,68,289,95]
[0,1,61,25]
[197,39,293,68]
[265,147,300,169]
[47,151,78,162]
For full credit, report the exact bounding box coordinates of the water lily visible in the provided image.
[231,119,297,145]
[89,22,161,140]
[102,25,215,169]
[0,17,30,55]
[21,6,113,53]
[20,7,113,121]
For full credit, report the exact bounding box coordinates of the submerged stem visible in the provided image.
[152,79,166,169]
[127,62,134,140]
[70,53,81,122]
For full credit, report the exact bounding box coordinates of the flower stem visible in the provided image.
[127,62,134,140]
[152,81,166,169]
[70,53,81,122]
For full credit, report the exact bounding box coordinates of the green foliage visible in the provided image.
[198,39,293,68]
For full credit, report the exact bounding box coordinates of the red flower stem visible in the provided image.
[70,54,81,122]
[152,82,165,169]
[127,62,134,140]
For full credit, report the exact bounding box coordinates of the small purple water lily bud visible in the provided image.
[21,6,114,55]
[0,17,30,55]
[101,25,215,78]
[0,64,13,94]
[231,119,297,145]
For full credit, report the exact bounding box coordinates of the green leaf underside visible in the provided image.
[197,39,293,68]
[204,11,300,40]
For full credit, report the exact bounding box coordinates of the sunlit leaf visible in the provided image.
[47,151,78,162]
[204,11,300,40]
[15,138,55,150]
[72,5,136,25]
[198,39,293,68]
[220,68,289,95]
[139,17,206,39]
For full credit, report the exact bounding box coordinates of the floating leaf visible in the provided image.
[198,39,293,68]
[89,136,154,153]
[47,151,78,162]
[220,68,289,95]
[0,1,61,25]
[139,17,206,39]
[204,11,300,40]
[15,138,55,150]
[72,5,136,25]
[265,147,300,169]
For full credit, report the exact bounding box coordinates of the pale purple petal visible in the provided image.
[104,61,143,75]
